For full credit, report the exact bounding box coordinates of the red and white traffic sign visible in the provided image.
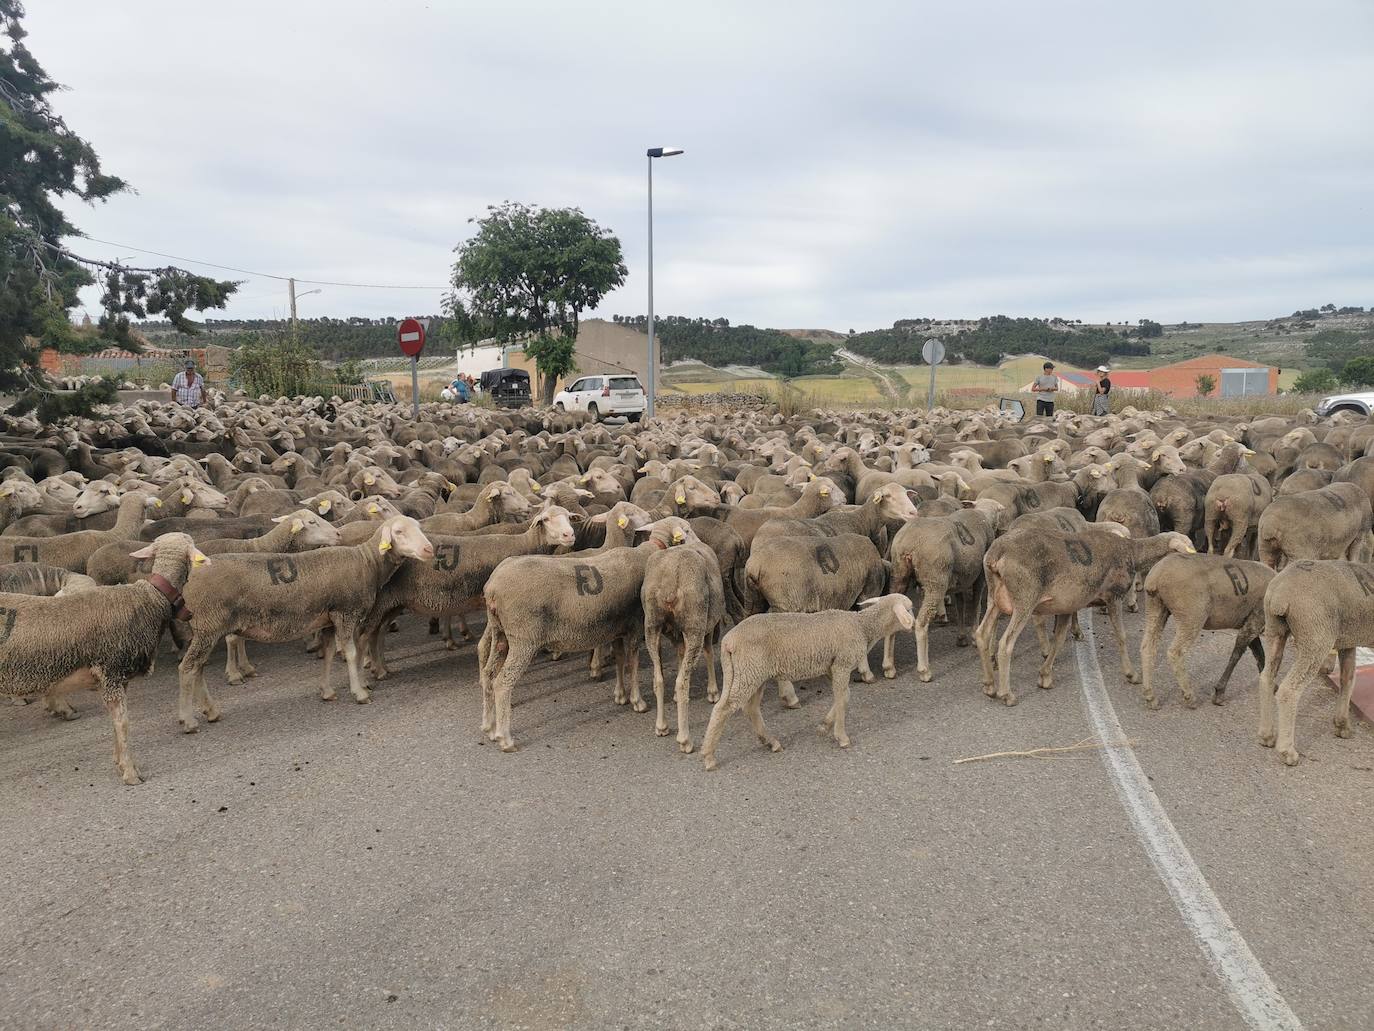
[397,318,426,357]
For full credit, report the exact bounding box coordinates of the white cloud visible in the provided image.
[28,0,1374,330]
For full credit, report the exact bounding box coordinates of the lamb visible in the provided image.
[1256,482,1372,570]
[1138,553,1274,709]
[885,499,1003,683]
[0,533,208,784]
[698,594,916,770]
[744,533,888,616]
[360,506,577,678]
[975,526,1195,705]
[1257,559,1374,766]
[176,516,434,729]
[1203,472,1272,558]
[641,518,726,752]
[478,520,686,751]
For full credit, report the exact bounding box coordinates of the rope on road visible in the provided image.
[952,736,1134,764]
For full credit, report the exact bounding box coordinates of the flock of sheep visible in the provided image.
[1,394,1372,784]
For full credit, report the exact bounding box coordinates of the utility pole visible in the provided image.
[289,277,298,327]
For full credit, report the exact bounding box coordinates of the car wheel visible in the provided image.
[555,402,565,411]
[587,402,599,421]
[627,412,642,423]
[1329,404,1369,416]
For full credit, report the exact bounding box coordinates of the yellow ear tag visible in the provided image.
[1090,470,1101,478]
[368,504,380,515]
[672,530,684,544]
[192,553,206,566]
[1043,454,1054,462]
[291,520,303,535]
[1185,545,1196,553]
[872,491,882,503]
[364,475,375,485]
[1151,451,1162,461]
[181,490,193,504]
[446,481,458,492]
[0,487,11,497]
[675,494,686,504]
[808,473,816,481]
[580,476,590,484]
[379,539,392,553]
[154,498,163,507]
[530,482,541,493]
[819,488,830,497]
[318,500,331,514]
[616,515,628,528]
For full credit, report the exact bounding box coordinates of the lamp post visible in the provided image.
[646,146,684,420]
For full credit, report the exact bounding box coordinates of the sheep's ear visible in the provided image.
[290,518,304,535]
[129,543,157,559]
[378,522,394,552]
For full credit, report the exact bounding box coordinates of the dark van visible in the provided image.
[479,368,532,408]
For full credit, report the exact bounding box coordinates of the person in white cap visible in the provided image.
[1092,365,1112,416]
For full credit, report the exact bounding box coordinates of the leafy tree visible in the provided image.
[1292,367,1338,393]
[1194,373,1217,397]
[334,357,365,385]
[847,316,1149,367]
[0,1,237,419]
[1136,319,1163,338]
[443,201,626,404]
[1343,356,1374,389]
[614,314,841,377]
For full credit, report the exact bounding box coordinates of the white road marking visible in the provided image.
[1074,610,1305,1031]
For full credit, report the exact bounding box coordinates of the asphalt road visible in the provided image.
[2,606,1372,1030]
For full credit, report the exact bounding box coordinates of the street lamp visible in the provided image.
[646,146,684,420]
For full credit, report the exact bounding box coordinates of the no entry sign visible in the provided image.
[398,318,426,357]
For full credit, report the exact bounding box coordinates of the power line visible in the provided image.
[76,235,449,291]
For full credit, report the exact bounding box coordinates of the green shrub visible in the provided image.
[1292,367,1338,393]
[230,333,325,397]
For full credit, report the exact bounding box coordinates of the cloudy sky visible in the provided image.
[30,0,1374,330]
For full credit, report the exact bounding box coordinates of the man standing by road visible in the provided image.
[1031,361,1059,417]
[170,358,204,409]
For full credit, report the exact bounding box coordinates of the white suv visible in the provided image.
[553,374,646,422]
[1315,390,1374,417]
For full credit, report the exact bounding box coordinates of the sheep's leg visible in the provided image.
[1258,629,1286,748]
[1038,614,1072,690]
[646,621,669,736]
[882,632,897,680]
[1106,601,1139,684]
[625,636,645,712]
[993,608,1034,706]
[337,623,371,704]
[366,618,389,680]
[428,617,441,636]
[1034,617,1052,659]
[224,633,247,686]
[493,644,538,751]
[1070,612,1083,641]
[1275,639,1330,766]
[44,690,78,720]
[973,604,1002,694]
[478,623,506,736]
[676,636,702,754]
[1127,574,1140,614]
[589,644,605,683]
[821,664,852,748]
[703,638,719,702]
[455,614,474,641]
[319,626,339,700]
[914,583,945,683]
[193,667,221,723]
[1138,600,1169,710]
[100,679,142,786]
[1212,624,1262,704]
[1166,620,1203,708]
[954,589,974,648]
[776,678,800,709]
[700,694,736,772]
[1334,647,1357,739]
[177,635,217,732]
[745,689,782,754]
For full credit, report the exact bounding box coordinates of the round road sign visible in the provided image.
[922,337,945,366]
[398,318,426,357]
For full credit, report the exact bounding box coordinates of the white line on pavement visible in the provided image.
[1074,609,1305,1031]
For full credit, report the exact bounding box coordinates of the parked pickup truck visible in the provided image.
[1315,390,1374,417]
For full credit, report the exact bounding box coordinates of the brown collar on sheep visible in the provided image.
[147,573,192,621]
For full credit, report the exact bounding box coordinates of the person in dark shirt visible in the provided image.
[1092,365,1112,416]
